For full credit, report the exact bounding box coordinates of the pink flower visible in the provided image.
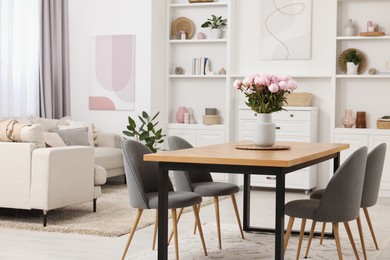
[254,74,271,86]
[268,83,279,93]
[288,79,298,90]
[278,80,289,90]
[233,80,242,89]
[242,75,255,87]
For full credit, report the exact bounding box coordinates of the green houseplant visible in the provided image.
[201,15,227,39]
[344,49,362,75]
[123,111,165,153]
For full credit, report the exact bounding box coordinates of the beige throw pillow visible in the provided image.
[43,132,66,147]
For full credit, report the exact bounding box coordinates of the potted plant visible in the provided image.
[201,15,227,39]
[123,111,165,153]
[344,49,361,75]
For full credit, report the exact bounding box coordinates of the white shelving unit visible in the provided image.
[165,0,233,182]
[332,0,390,196]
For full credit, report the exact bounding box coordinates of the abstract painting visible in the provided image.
[259,0,312,60]
[89,34,135,110]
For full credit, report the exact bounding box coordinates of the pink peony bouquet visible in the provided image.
[234,73,298,114]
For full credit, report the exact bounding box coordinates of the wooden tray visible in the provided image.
[377,120,390,129]
[235,144,291,150]
[360,32,385,36]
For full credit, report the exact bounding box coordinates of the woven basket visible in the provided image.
[284,92,313,107]
[377,120,390,129]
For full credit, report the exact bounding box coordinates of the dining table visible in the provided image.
[143,140,349,260]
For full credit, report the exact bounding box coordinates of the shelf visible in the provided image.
[337,35,390,40]
[230,74,332,78]
[170,39,227,43]
[336,74,390,78]
[334,127,390,135]
[167,123,226,130]
[169,74,226,78]
[170,2,228,8]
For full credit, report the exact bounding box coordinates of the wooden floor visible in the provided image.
[1,189,390,259]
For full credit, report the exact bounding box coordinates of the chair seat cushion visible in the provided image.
[192,182,240,196]
[147,191,202,209]
[95,147,124,170]
[285,199,320,219]
[310,189,325,200]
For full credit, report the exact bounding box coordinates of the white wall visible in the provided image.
[68,0,165,135]
[233,0,337,188]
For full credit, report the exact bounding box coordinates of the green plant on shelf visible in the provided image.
[201,15,227,29]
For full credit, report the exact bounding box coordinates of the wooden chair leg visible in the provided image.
[152,209,158,250]
[168,208,184,245]
[284,216,295,254]
[193,203,201,235]
[193,205,208,256]
[304,220,317,258]
[121,209,143,260]
[172,209,179,260]
[363,207,379,250]
[344,221,360,260]
[320,222,327,245]
[296,218,307,260]
[230,194,245,239]
[333,222,343,260]
[356,215,367,260]
[214,196,222,249]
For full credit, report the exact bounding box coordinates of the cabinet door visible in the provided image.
[334,134,369,163]
[196,130,225,147]
[369,135,390,195]
[167,129,196,147]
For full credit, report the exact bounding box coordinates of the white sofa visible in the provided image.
[0,117,124,226]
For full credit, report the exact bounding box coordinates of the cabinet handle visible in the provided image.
[290,114,294,118]
[266,176,276,180]
[275,126,280,130]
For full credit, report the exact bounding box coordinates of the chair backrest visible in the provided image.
[361,143,387,208]
[122,139,173,209]
[167,136,213,192]
[315,146,368,222]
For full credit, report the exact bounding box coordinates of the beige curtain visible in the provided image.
[39,0,70,119]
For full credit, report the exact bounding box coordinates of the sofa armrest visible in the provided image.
[96,132,122,148]
[30,146,95,210]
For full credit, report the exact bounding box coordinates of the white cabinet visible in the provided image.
[335,128,390,196]
[167,124,228,182]
[238,107,319,193]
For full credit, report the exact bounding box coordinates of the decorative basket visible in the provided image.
[377,120,390,129]
[284,92,313,107]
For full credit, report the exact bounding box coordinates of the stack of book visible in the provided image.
[192,57,210,75]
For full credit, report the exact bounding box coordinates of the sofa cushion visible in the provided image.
[0,119,45,148]
[56,127,90,146]
[29,117,70,132]
[58,120,94,146]
[94,147,124,170]
[20,124,45,148]
[43,132,66,147]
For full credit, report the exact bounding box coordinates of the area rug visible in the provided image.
[0,184,218,237]
[129,223,390,259]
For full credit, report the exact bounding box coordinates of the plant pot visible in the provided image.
[253,113,275,147]
[210,29,223,39]
[346,62,359,75]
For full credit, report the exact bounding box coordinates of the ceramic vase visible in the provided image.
[253,113,275,147]
[356,111,366,128]
[341,109,356,128]
[176,106,188,123]
[346,62,359,75]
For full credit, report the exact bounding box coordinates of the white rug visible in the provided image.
[129,223,389,259]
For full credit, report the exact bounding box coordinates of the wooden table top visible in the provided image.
[144,141,350,168]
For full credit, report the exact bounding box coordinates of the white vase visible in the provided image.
[346,62,359,75]
[253,113,275,147]
[210,28,223,39]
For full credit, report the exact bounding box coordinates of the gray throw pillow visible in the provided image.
[56,127,90,146]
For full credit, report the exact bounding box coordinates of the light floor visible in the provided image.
[1,188,390,260]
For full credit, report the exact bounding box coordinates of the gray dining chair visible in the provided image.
[284,146,368,260]
[308,143,387,260]
[121,139,207,260]
[167,136,244,250]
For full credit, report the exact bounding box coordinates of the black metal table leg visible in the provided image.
[275,173,285,260]
[157,165,169,260]
[243,174,251,231]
